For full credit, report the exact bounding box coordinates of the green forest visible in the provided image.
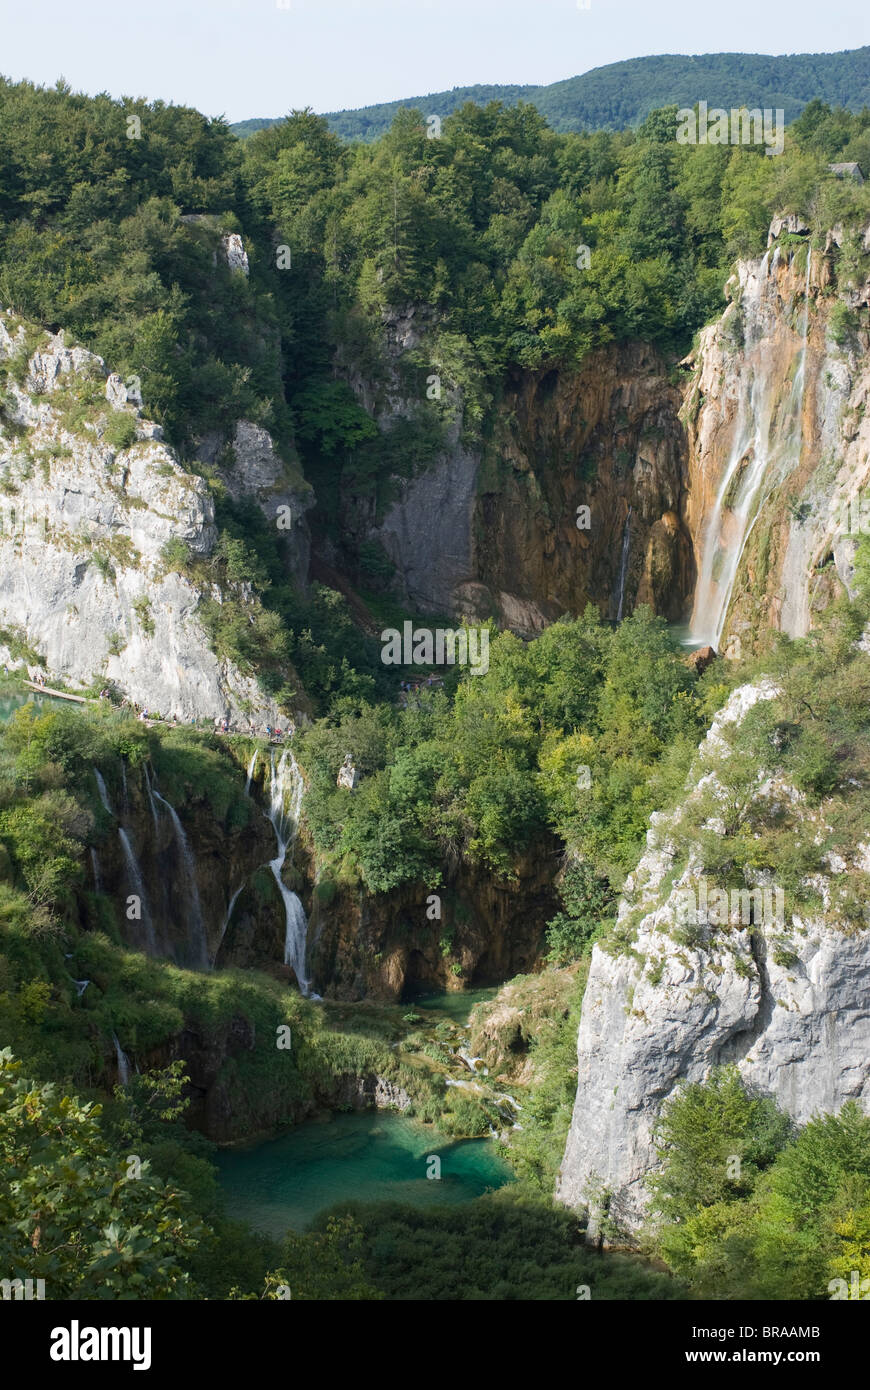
[233,46,870,142]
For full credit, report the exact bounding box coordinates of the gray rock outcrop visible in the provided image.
[0,312,284,725]
[556,682,870,1237]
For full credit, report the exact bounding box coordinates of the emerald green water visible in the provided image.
[216,1111,512,1237]
[411,986,498,1023]
[0,690,67,721]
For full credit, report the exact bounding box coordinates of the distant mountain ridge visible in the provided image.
[231,46,870,141]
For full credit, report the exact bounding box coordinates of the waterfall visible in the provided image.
[691,246,813,650]
[267,749,311,995]
[71,977,90,997]
[212,883,245,966]
[117,828,156,953]
[93,767,112,814]
[90,847,102,893]
[143,764,160,830]
[112,1032,131,1086]
[151,788,209,970]
[244,749,258,796]
[615,506,632,622]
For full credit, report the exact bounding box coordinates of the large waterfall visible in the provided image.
[690,247,813,650]
[267,749,311,995]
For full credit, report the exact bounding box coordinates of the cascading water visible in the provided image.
[112,1032,131,1086]
[245,749,258,796]
[212,883,245,966]
[615,506,632,622]
[90,846,102,893]
[267,749,311,995]
[151,786,209,970]
[691,246,813,650]
[93,767,112,814]
[143,764,160,830]
[118,827,156,953]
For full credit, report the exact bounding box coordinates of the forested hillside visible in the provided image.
[232,46,870,142]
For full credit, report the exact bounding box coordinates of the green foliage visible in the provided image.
[0,1048,204,1298]
[647,1067,870,1300]
[545,859,615,965]
[326,1190,680,1300]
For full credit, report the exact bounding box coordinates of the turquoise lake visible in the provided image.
[216,1110,512,1237]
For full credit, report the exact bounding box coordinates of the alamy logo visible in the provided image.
[49,1321,151,1371]
[676,103,784,156]
[381,621,489,675]
[675,881,784,927]
[1,1277,44,1300]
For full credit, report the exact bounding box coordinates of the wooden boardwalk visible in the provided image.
[23,681,87,703]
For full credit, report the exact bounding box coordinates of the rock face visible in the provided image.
[342,311,693,633]
[684,220,870,655]
[307,840,559,1001]
[0,313,283,725]
[555,683,870,1236]
[197,418,313,588]
[474,347,694,633]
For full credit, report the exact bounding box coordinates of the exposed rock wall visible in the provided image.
[555,683,870,1236]
[306,840,560,1001]
[342,310,693,633]
[0,312,284,725]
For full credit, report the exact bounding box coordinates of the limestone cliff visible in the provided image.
[0,312,290,725]
[555,681,870,1237]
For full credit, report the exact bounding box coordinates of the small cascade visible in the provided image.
[615,506,632,622]
[458,1047,489,1076]
[93,767,112,814]
[71,978,90,998]
[244,749,258,797]
[267,749,311,995]
[143,764,159,831]
[151,787,209,970]
[90,847,102,893]
[691,246,814,650]
[112,1032,131,1086]
[118,828,157,953]
[213,883,245,966]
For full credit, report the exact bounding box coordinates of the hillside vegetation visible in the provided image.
[232,47,870,142]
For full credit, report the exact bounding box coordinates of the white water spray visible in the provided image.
[93,768,112,814]
[112,1032,131,1086]
[267,749,311,994]
[143,764,160,830]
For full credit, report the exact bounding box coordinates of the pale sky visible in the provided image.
[0,0,868,124]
